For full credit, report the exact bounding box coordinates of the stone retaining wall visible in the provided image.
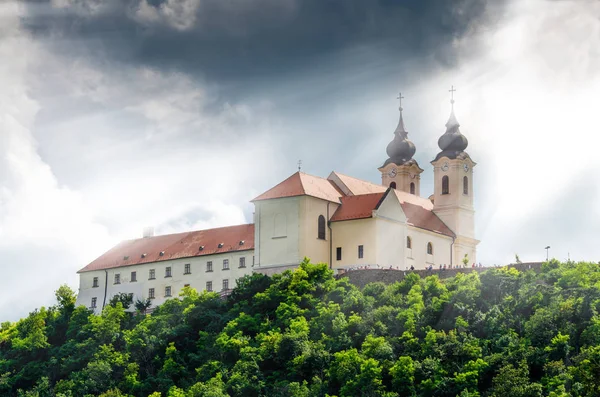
[338,262,543,289]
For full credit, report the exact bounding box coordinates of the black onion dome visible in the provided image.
[382,107,417,167]
[433,109,470,162]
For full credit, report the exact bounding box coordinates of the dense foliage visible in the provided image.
[3,259,600,396]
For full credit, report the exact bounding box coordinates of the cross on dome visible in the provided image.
[397,92,404,110]
[449,85,456,106]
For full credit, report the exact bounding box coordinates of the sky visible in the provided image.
[1,0,599,321]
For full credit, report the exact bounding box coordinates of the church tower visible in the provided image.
[378,93,424,195]
[430,87,479,266]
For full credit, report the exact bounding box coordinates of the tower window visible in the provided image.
[336,247,342,261]
[389,182,397,189]
[463,176,469,195]
[410,182,415,195]
[317,215,326,240]
[407,236,412,249]
[427,242,433,255]
[442,175,449,195]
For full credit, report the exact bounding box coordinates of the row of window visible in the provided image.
[406,237,434,254]
[92,257,248,287]
[441,176,469,195]
[336,245,364,261]
[90,280,231,309]
[333,240,435,261]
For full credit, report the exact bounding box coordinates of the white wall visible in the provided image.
[75,249,254,314]
[254,197,301,268]
[405,226,452,269]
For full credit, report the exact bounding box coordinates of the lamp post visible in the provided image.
[545,246,551,262]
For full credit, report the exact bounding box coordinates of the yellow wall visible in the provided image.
[331,218,377,268]
[298,196,339,266]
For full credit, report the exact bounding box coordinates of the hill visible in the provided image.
[2,259,600,396]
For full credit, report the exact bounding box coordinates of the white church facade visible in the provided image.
[76,94,479,313]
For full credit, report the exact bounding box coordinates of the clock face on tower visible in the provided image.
[464,163,470,172]
[388,168,397,178]
[441,162,449,172]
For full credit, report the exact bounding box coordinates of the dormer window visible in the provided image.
[199,246,204,251]
[141,253,147,258]
[239,240,245,245]
[218,243,224,248]
[159,251,165,256]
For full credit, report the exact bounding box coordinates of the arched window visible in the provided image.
[442,175,449,195]
[427,242,433,255]
[317,215,326,240]
[406,236,412,249]
[410,182,415,195]
[463,176,468,195]
[389,181,397,189]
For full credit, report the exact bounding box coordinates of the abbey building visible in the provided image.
[75,94,479,313]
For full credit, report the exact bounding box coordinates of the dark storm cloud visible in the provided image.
[22,0,508,85]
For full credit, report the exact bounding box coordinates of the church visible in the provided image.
[75,92,479,313]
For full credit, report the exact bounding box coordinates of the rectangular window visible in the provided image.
[222,279,229,290]
[131,271,137,282]
[358,245,364,259]
[184,263,191,274]
[206,281,213,292]
[253,256,255,266]
[184,284,190,288]
[91,297,97,308]
[223,259,229,270]
[165,267,172,278]
[92,277,99,288]
[149,269,155,280]
[336,247,342,261]
[114,273,121,284]
[148,288,155,299]
[239,257,246,268]
[206,261,213,272]
[165,286,172,297]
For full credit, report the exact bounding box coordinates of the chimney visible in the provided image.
[142,227,154,238]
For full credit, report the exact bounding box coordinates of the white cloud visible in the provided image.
[421,0,600,264]
[0,4,281,321]
[132,0,202,31]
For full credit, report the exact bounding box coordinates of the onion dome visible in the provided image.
[433,94,470,162]
[382,98,417,167]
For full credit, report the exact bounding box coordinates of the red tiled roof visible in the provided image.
[393,190,434,210]
[330,192,386,221]
[78,224,254,273]
[253,172,343,203]
[329,172,387,195]
[401,202,455,237]
[330,172,434,210]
